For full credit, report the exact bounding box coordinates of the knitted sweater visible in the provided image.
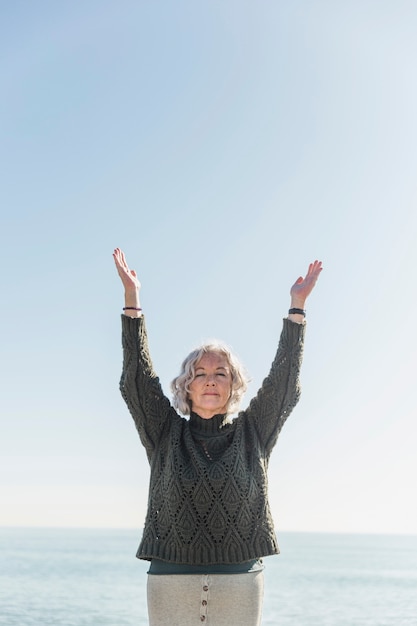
[120,315,305,565]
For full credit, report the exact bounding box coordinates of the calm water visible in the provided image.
[1,528,416,625]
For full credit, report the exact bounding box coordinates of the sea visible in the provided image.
[1,528,416,626]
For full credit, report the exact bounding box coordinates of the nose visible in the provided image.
[205,375,216,385]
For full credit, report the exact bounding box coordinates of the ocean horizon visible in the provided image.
[1,527,416,625]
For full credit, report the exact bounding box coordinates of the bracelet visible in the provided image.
[123,307,142,311]
[288,308,306,316]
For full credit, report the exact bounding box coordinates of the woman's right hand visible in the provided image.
[113,249,142,316]
[113,248,141,294]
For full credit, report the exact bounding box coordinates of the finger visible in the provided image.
[121,251,132,273]
[113,249,122,267]
[309,260,322,276]
[114,255,126,273]
[309,262,323,284]
[313,261,323,277]
[113,248,124,265]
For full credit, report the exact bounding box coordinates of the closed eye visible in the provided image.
[194,371,227,378]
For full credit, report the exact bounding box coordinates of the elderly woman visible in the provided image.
[113,248,322,626]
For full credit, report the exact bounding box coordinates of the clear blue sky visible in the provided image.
[1,0,416,534]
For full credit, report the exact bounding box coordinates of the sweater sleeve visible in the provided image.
[244,318,306,456]
[119,314,176,459]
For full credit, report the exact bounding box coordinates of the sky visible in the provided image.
[1,0,417,536]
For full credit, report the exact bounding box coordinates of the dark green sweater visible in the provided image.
[120,315,305,565]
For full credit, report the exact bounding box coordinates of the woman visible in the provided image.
[113,248,322,626]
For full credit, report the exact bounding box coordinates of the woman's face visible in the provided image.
[187,352,232,419]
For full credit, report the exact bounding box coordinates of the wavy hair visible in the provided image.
[170,341,249,417]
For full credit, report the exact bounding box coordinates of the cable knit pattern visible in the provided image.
[120,315,305,565]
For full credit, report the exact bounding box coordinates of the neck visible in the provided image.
[189,412,228,434]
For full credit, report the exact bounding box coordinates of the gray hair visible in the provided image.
[170,341,249,417]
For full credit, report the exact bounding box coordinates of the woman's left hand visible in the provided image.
[290,260,323,308]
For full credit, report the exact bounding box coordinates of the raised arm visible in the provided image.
[113,248,175,458]
[246,260,323,453]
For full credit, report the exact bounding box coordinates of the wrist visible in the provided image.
[123,292,142,316]
[124,299,141,308]
[290,298,306,309]
[288,300,306,324]
[124,286,140,297]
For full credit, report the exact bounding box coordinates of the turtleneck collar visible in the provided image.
[189,412,229,435]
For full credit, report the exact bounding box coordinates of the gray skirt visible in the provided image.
[147,571,264,626]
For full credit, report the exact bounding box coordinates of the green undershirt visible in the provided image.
[148,558,265,575]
